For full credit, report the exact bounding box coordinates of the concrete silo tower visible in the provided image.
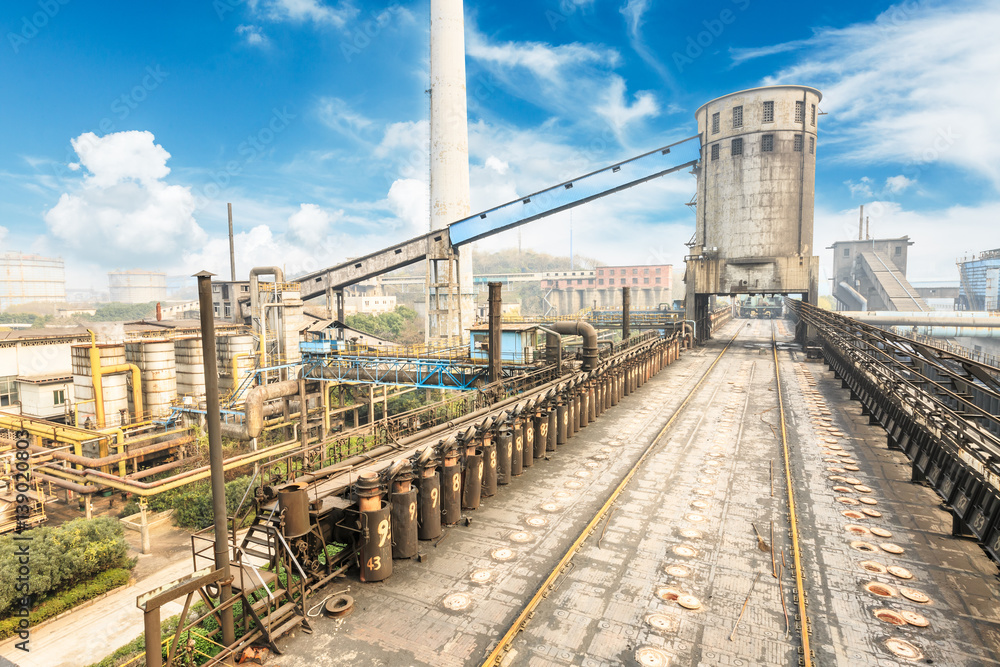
[685,85,822,341]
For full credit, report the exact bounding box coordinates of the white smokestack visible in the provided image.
[429,0,474,337]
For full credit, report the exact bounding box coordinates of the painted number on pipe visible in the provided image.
[408,502,416,521]
[452,473,461,493]
[541,424,548,437]
[431,488,439,508]
[515,437,522,452]
[367,556,381,571]
[377,519,390,548]
[490,450,497,469]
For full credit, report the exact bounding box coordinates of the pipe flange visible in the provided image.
[324,594,354,617]
[355,471,381,499]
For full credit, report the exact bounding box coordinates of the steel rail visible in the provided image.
[771,322,812,667]
[480,324,743,667]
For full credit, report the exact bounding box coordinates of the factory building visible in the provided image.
[958,249,1000,311]
[108,270,168,303]
[0,252,66,311]
[685,85,821,340]
[829,236,927,311]
[541,264,672,313]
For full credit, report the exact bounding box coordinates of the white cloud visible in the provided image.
[237,24,269,47]
[286,203,340,245]
[484,156,509,176]
[375,120,428,159]
[0,226,7,247]
[43,131,206,265]
[845,176,873,199]
[884,174,915,194]
[594,78,659,139]
[620,0,676,89]
[467,30,619,81]
[250,0,356,28]
[316,97,374,143]
[752,0,1000,187]
[386,178,429,235]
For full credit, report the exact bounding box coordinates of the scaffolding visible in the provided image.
[958,249,1000,311]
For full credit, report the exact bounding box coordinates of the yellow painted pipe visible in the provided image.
[87,330,106,429]
[101,363,144,423]
[41,440,301,496]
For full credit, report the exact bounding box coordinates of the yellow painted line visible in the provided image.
[772,323,812,667]
[481,325,742,667]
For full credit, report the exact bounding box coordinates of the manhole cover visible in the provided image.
[553,491,571,499]
[673,545,697,558]
[880,543,904,555]
[526,516,548,527]
[885,638,923,660]
[874,609,907,625]
[491,548,515,561]
[470,569,492,583]
[565,480,583,489]
[601,447,613,453]
[836,452,853,458]
[844,524,870,535]
[859,497,879,506]
[443,593,471,610]
[665,565,691,578]
[844,465,861,471]
[833,486,854,493]
[841,458,858,464]
[540,502,562,513]
[635,647,671,667]
[870,527,893,538]
[901,610,930,627]
[860,560,887,574]
[705,460,721,467]
[708,451,724,457]
[584,461,599,468]
[827,444,843,450]
[324,594,354,617]
[844,477,863,485]
[850,541,878,553]
[509,531,533,543]
[887,566,913,580]
[829,475,848,482]
[865,581,898,597]
[842,510,866,520]
[899,587,931,604]
[837,497,860,505]
[575,470,591,478]
[827,467,846,473]
[655,587,681,601]
[677,594,701,610]
[691,500,709,509]
[646,614,677,632]
[679,529,702,539]
[854,485,873,493]
[697,477,715,485]
[685,513,706,523]
[862,508,882,518]
[695,489,713,496]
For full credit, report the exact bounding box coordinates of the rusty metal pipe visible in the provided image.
[28,436,193,468]
[546,321,599,371]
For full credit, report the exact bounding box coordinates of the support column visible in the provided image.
[622,286,631,342]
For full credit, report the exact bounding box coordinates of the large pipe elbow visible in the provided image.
[220,379,300,441]
[547,321,599,371]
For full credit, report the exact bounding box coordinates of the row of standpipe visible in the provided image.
[270,333,683,584]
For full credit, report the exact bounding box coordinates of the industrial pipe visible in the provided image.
[901,326,1000,339]
[33,472,99,495]
[546,321,599,371]
[86,330,144,426]
[838,311,1000,328]
[249,266,285,366]
[28,436,193,468]
[218,379,300,441]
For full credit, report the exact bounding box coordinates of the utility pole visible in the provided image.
[195,271,236,658]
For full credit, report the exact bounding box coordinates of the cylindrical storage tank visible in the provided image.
[520,417,532,470]
[481,441,498,497]
[126,340,177,419]
[462,448,483,510]
[441,459,462,525]
[359,500,392,582]
[418,469,442,541]
[390,467,418,559]
[72,343,129,428]
[534,412,549,458]
[496,429,512,485]
[694,85,822,294]
[580,390,590,428]
[550,408,561,450]
[278,482,311,538]
[217,334,256,398]
[174,338,206,402]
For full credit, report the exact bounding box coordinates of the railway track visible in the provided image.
[481,319,816,667]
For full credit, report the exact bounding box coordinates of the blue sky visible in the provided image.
[1,0,997,294]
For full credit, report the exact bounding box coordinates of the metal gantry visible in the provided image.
[790,300,1000,559]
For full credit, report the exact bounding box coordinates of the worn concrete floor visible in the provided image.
[276,318,1000,666]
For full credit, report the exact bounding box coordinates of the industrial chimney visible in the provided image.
[428,0,474,340]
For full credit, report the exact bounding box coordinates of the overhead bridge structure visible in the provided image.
[293,137,700,326]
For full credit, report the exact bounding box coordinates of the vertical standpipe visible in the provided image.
[357,472,392,582]
[194,271,235,650]
[488,282,502,383]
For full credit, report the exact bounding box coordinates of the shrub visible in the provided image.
[0,517,131,618]
[117,475,255,530]
[0,568,131,641]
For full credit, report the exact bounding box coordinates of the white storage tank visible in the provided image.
[174,338,206,402]
[217,334,256,400]
[72,343,129,428]
[126,340,177,418]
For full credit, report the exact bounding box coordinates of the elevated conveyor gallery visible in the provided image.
[855,250,929,311]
